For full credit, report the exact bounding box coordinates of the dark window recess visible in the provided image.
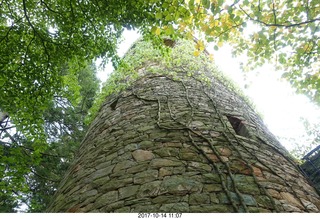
[226,116,250,137]
[163,38,176,48]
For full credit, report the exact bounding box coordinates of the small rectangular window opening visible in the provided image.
[226,116,250,138]
[163,38,176,48]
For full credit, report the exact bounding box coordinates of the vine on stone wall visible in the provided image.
[129,73,274,212]
[127,69,313,212]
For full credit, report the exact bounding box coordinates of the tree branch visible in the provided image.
[22,0,37,33]
[40,0,61,15]
[30,169,60,182]
[0,126,15,131]
[0,17,23,44]
[239,5,320,28]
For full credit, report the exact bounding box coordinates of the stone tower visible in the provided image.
[47,40,320,212]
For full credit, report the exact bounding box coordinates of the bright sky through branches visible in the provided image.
[96,29,320,152]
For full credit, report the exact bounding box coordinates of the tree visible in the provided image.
[0,63,99,212]
[288,117,320,160]
[25,64,100,212]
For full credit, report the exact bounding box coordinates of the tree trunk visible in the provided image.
[47,40,320,213]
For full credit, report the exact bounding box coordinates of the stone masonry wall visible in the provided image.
[47,42,320,213]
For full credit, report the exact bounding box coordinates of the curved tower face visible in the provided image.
[47,40,320,213]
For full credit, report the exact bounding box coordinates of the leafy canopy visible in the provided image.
[149,0,319,102]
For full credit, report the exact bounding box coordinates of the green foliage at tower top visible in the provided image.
[87,39,258,124]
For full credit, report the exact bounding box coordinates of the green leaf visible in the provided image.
[166,25,174,35]
[155,12,162,20]
[0,78,5,87]
[202,0,210,9]
[210,4,215,14]
[279,54,286,64]
[165,14,172,21]
[189,0,195,10]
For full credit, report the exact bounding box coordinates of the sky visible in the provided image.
[96,29,320,153]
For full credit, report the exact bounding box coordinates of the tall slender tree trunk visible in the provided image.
[47,40,320,212]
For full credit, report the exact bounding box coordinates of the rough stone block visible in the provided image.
[137,125,155,133]
[78,203,94,213]
[280,192,304,209]
[91,165,115,180]
[149,131,168,140]
[94,191,119,209]
[179,152,202,161]
[282,203,302,212]
[105,152,118,162]
[206,153,219,162]
[124,198,150,206]
[150,158,182,168]
[160,176,203,195]
[227,175,260,195]
[114,206,131,213]
[134,169,159,184]
[301,198,319,212]
[152,195,182,204]
[133,204,161,212]
[159,202,189,212]
[137,181,162,198]
[209,193,219,204]
[95,161,112,170]
[247,207,271,213]
[189,193,210,205]
[256,195,275,209]
[202,173,221,183]
[109,169,128,178]
[252,166,263,177]
[267,189,281,199]
[218,147,232,156]
[172,166,186,174]
[119,185,140,200]
[103,200,124,212]
[218,192,257,206]
[139,140,154,149]
[114,160,136,172]
[209,131,221,137]
[100,177,133,192]
[187,161,212,172]
[159,167,173,178]
[127,163,149,174]
[189,204,234,212]
[132,149,155,162]
[124,143,139,151]
[162,142,183,147]
[203,184,223,192]
[115,151,133,161]
[81,189,98,199]
[154,147,179,157]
